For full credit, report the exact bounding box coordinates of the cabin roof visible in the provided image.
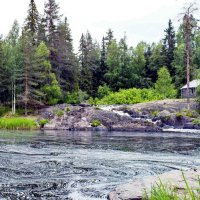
[181,79,200,89]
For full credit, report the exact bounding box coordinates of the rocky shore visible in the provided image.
[38,99,199,132]
[108,168,200,200]
[39,104,161,132]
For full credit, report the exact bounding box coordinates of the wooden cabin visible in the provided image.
[181,79,200,98]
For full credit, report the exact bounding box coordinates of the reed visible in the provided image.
[0,118,37,130]
[143,172,200,200]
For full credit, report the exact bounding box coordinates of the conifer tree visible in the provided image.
[57,17,78,93]
[45,0,61,47]
[162,19,176,77]
[37,16,47,44]
[20,31,43,115]
[79,32,100,96]
[24,0,40,43]
[44,0,61,80]
[98,37,108,86]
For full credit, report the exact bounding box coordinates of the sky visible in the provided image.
[0,0,199,51]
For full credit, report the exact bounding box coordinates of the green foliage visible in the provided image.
[66,90,89,104]
[96,88,161,105]
[88,97,99,106]
[97,84,111,99]
[176,112,184,119]
[151,110,159,117]
[192,119,200,125]
[42,73,62,105]
[65,107,71,112]
[176,110,199,119]
[143,179,179,200]
[91,119,102,127]
[38,119,49,126]
[143,172,200,200]
[155,66,177,99]
[38,119,49,128]
[55,110,64,117]
[0,118,37,130]
[0,107,11,117]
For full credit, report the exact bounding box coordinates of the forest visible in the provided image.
[0,0,200,114]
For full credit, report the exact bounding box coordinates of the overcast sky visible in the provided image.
[0,0,199,51]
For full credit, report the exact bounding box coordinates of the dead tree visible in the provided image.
[181,3,198,110]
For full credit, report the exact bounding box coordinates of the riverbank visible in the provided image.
[0,99,199,131]
[108,168,200,200]
[0,117,37,130]
[38,99,200,132]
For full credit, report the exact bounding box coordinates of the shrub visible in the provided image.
[41,73,62,105]
[192,119,200,125]
[55,110,64,117]
[38,119,49,128]
[65,107,71,112]
[66,90,89,104]
[176,112,184,119]
[0,118,37,130]
[96,88,162,105]
[97,84,111,99]
[0,107,11,117]
[91,119,102,127]
[151,110,159,117]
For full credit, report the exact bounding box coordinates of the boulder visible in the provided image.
[39,105,161,132]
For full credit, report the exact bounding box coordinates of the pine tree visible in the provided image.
[79,32,100,96]
[20,31,43,115]
[45,0,61,47]
[98,37,108,86]
[24,0,40,43]
[37,16,47,44]
[57,17,78,93]
[44,0,61,81]
[162,19,176,78]
[105,29,114,47]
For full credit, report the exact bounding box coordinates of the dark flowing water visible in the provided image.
[0,131,200,200]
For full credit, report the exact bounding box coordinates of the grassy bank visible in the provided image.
[0,118,37,130]
[143,172,200,200]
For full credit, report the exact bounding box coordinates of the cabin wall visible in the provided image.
[181,87,196,98]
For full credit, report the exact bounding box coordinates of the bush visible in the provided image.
[151,110,159,117]
[176,110,199,120]
[192,119,200,125]
[41,73,62,105]
[38,119,49,128]
[0,107,11,117]
[65,107,71,112]
[66,90,89,104]
[96,88,162,105]
[91,119,102,127]
[97,84,111,99]
[176,112,184,119]
[0,118,37,130]
[55,110,64,117]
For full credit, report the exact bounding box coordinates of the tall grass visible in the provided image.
[0,118,37,130]
[143,172,200,200]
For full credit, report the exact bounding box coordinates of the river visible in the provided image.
[0,130,199,200]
